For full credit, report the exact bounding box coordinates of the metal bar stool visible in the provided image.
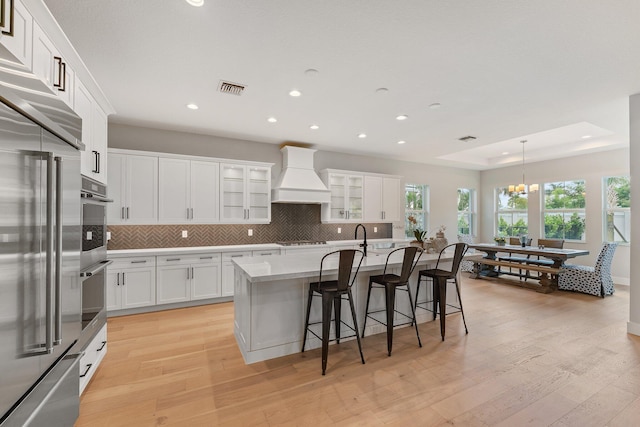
[302,249,365,375]
[361,246,423,356]
[416,243,469,341]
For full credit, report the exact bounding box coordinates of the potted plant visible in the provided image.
[407,215,427,247]
[494,236,506,246]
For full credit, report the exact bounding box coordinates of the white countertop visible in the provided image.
[107,239,408,257]
[233,249,454,283]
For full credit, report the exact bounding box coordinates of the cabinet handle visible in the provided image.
[53,57,64,89]
[79,363,93,378]
[96,151,100,173]
[92,151,99,173]
[126,207,129,219]
[187,267,190,280]
[122,272,125,286]
[96,341,107,352]
[121,207,124,219]
[186,208,190,219]
[130,260,147,264]
[166,258,181,262]
[231,255,243,258]
[1,0,14,36]
[190,208,194,219]
[191,267,194,278]
[116,272,120,286]
[199,256,213,259]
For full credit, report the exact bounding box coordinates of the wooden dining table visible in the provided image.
[469,243,589,293]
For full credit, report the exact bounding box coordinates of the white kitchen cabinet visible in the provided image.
[79,324,107,394]
[220,163,271,223]
[106,257,156,311]
[158,158,219,223]
[32,21,74,108]
[320,170,363,222]
[222,251,252,297]
[364,175,401,222]
[76,79,108,183]
[0,0,32,70]
[252,249,281,257]
[156,254,222,304]
[107,153,158,224]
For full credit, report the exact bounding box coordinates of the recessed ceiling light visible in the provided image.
[186,103,199,110]
[267,117,277,123]
[502,151,509,155]
[309,124,319,130]
[304,68,319,76]
[396,114,408,121]
[375,87,389,94]
[582,135,592,139]
[429,103,442,110]
[357,133,367,139]
[397,140,406,145]
[186,0,204,7]
[289,89,302,97]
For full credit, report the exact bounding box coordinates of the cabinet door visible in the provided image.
[76,80,94,178]
[32,22,56,89]
[382,177,401,222]
[221,251,251,296]
[347,175,363,220]
[126,155,158,223]
[220,164,247,222]
[121,269,156,308]
[106,270,122,311]
[328,174,346,220]
[106,153,125,224]
[364,175,383,221]
[0,0,33,69]
[190,160,219,223]
[191,264,221,300]
[157,265,190,304]
[247,167,270,221]
[91,104,108,183]
[158,158,190,223]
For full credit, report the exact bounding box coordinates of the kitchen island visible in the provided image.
[232,249,462,364]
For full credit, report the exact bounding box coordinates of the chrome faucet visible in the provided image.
[355,223,367,256]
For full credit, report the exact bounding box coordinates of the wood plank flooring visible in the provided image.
[76,275,640,426]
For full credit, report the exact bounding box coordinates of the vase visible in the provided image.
[497,241,505,246]
[436,232,445,238]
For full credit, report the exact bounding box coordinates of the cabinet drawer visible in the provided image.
[252,249,280,257]
[222,251,252,262]
[110,256,155,270]
[80,324,107,394]
[157,255,193,266]
[190,253,222,265]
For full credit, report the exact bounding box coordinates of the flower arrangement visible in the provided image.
[407,215,427,243]
[494,236,506,245]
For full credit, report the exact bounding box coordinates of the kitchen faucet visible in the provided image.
[355,223,367,256]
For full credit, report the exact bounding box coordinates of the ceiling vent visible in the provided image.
[218,81,245,96]
[458,135,477,142]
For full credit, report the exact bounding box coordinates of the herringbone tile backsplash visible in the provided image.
[107,204,392,250]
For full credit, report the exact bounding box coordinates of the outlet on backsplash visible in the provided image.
[248,229,253,236]
[338,228,341,234]
[181,230,188,238]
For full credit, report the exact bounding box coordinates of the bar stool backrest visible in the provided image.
[319,249,365,291]
[383,246,422,282]
[435,242,469,276]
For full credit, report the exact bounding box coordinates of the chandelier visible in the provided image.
[508,140,539,195]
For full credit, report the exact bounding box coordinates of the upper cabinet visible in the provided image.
[107,153,158,225]
[220,163,271,223]
[363,175,401,222]
[158,158,219,223]
[321,169,402,224]
[76,79,108,183]
[32,21,74,108]
[320,170,364,222]
[0,0,33,69]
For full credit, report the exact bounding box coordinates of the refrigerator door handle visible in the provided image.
[54,156,63,345]
[44,152,54,354]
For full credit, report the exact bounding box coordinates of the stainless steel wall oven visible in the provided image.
[79,176,112,350]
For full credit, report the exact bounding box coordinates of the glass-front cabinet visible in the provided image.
[320,170,364,222]
[220,163,271,223]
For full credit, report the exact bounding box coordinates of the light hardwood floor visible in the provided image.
[76,275,640,426]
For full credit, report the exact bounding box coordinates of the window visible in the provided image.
[543,180,586,241]
[604,176,630,243]
[495,187,528,236]
[457,188,476,235]
[405,183,429,239]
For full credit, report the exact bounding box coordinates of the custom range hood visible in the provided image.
[271,146,331,203]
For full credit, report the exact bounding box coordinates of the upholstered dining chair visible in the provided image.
[558,242,618,297]
[457,234,475,273]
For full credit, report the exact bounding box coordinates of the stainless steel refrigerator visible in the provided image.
[0,88,84,426]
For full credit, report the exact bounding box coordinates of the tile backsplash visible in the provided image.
[107,204,392,250]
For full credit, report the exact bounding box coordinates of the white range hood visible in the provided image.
[271,146,331,204]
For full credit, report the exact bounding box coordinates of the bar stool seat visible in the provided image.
[362,246,423,356]
[302,249,365,375]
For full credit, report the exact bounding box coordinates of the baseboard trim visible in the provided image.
[613,276,630,286]
[627,321,640,337]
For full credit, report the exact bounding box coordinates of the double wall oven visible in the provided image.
[79,175,112,349]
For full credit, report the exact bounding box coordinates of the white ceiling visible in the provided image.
[43,0,639,170]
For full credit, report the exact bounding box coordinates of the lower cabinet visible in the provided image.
[222,251,252,297]
[79,324,107,394]
[157,254,222,304]
[106,257,156,311]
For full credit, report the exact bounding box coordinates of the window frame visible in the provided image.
[457,188,476,236]
[495,186,529,237]
[404,183,429,239]
[603,175,630,245]
[542,179,586,242]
